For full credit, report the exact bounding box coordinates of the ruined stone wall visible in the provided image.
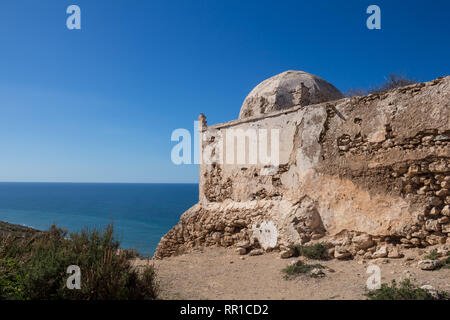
[154,76,450,260]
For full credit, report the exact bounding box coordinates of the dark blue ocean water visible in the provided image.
[0,183,198,257]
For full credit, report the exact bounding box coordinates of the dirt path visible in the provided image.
[135,247,450,300]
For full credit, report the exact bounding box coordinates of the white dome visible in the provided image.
[239,70,343,119]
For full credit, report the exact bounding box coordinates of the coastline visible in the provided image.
[0,182,198,257]
[0,220,42,236]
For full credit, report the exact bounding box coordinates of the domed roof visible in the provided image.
[239,70,344,119]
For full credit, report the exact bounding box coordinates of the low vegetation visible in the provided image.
[439,256,450,269]
[424,249,440,261]
[423,249,450,270]
[0,221,41,237]
[365,279,448,300]
[0,224,158,300]
[294,243,329,260]
[345,73,417,97]
[282,261,325,279]
[433,255,450,270]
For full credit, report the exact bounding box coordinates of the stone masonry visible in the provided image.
[154,71,450,260]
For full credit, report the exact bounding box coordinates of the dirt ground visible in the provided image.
[132,247,450,300]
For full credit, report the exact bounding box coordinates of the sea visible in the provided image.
[0,182,198,257]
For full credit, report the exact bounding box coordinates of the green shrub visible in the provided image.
[437,256,450,270]
[294,243,329,260]
[423,250,450,270]
[0,258,27,300]
[282,261,325,279]
[424,249,439,260]
[0,224,158,300]
[365,279,447,300]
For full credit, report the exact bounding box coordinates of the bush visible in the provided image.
[0,224,158,300]
[282,261,325,279]
[437,256,450,270]
[424,249,440,260]
[371,74,416,94]
[423,250,450,270]
[365,279,448,300]
[0,258,27,300]
[294,243,329,260]
[345,73,417,97]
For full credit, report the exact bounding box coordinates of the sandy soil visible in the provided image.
[132,247,450,300]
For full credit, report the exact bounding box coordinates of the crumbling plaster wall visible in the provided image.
[154,76,449,259]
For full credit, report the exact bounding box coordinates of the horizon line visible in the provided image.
[0,181,199,184]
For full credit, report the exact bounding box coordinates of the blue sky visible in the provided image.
[0,0,449,183]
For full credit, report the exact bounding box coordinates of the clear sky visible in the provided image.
[0,0,449,183]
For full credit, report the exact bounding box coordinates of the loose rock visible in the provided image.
[248,249,264,256]
[418,260,441,271]
[310,268,326,278]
